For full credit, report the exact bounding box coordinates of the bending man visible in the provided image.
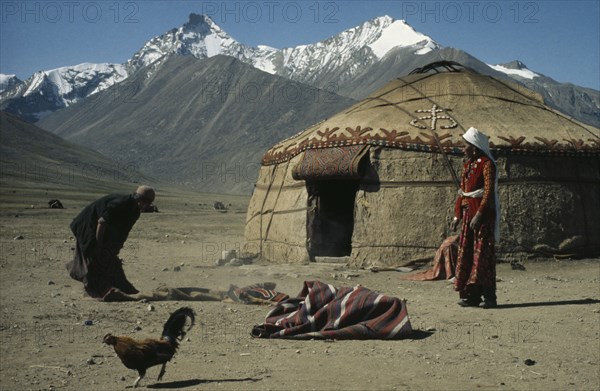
[67,185,155,298]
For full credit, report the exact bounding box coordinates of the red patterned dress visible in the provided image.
[453,156,497,300]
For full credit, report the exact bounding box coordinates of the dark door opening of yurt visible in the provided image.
[307,180,359,260]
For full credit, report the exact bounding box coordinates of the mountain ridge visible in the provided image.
[1,13,598,127]
[0,111,149,190]
[37,55,356,194]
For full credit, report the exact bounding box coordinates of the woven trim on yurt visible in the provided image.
[263,126,600,165]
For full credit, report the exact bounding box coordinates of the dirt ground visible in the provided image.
[0,185,599,391]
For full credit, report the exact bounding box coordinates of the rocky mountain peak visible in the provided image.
[0,74,22,93]
[187,13,210,26]
[183,13,223,36]
[501,60,529,70]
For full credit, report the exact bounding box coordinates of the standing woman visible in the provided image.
[450,127,500,308]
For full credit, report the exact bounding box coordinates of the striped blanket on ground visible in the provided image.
[251,280,412,339]
[227,282,289,304]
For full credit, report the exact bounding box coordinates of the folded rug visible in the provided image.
[251,280,412,340]
[400,235,459,281]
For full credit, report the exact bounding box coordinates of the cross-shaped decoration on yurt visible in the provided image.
[410,104,458,130]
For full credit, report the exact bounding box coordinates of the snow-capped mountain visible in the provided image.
[1,14,439,122]
[126,14,439,86]
[275,15,439,86]
[127,14,253,71]
[0,63,127,122]
[2,13,598,127]
[489,60,539,80]
[491,60,599,127]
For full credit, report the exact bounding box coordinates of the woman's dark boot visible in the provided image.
[481,287,497,308]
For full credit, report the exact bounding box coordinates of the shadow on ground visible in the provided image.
[496,298,599,309]
[146,377,262,389]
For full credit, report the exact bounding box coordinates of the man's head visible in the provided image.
[134,185,155,210]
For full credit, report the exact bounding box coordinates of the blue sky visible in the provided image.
[1,0,599,89]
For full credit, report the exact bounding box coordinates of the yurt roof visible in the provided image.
[263,62,600,165]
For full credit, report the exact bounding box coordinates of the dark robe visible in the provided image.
[66,194,140,298]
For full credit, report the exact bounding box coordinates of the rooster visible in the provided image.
[103,306,195,388]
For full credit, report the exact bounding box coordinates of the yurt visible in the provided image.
[244,62,600,267]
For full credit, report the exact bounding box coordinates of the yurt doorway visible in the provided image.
[307,180,359,260]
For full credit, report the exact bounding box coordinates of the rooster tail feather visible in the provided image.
[161,307,195,347]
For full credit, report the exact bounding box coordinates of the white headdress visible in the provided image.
[463,127,494,163]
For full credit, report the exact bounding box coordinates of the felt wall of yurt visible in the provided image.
[244,62,600,266]
[244,154,310,263]
[350,148,461,265]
